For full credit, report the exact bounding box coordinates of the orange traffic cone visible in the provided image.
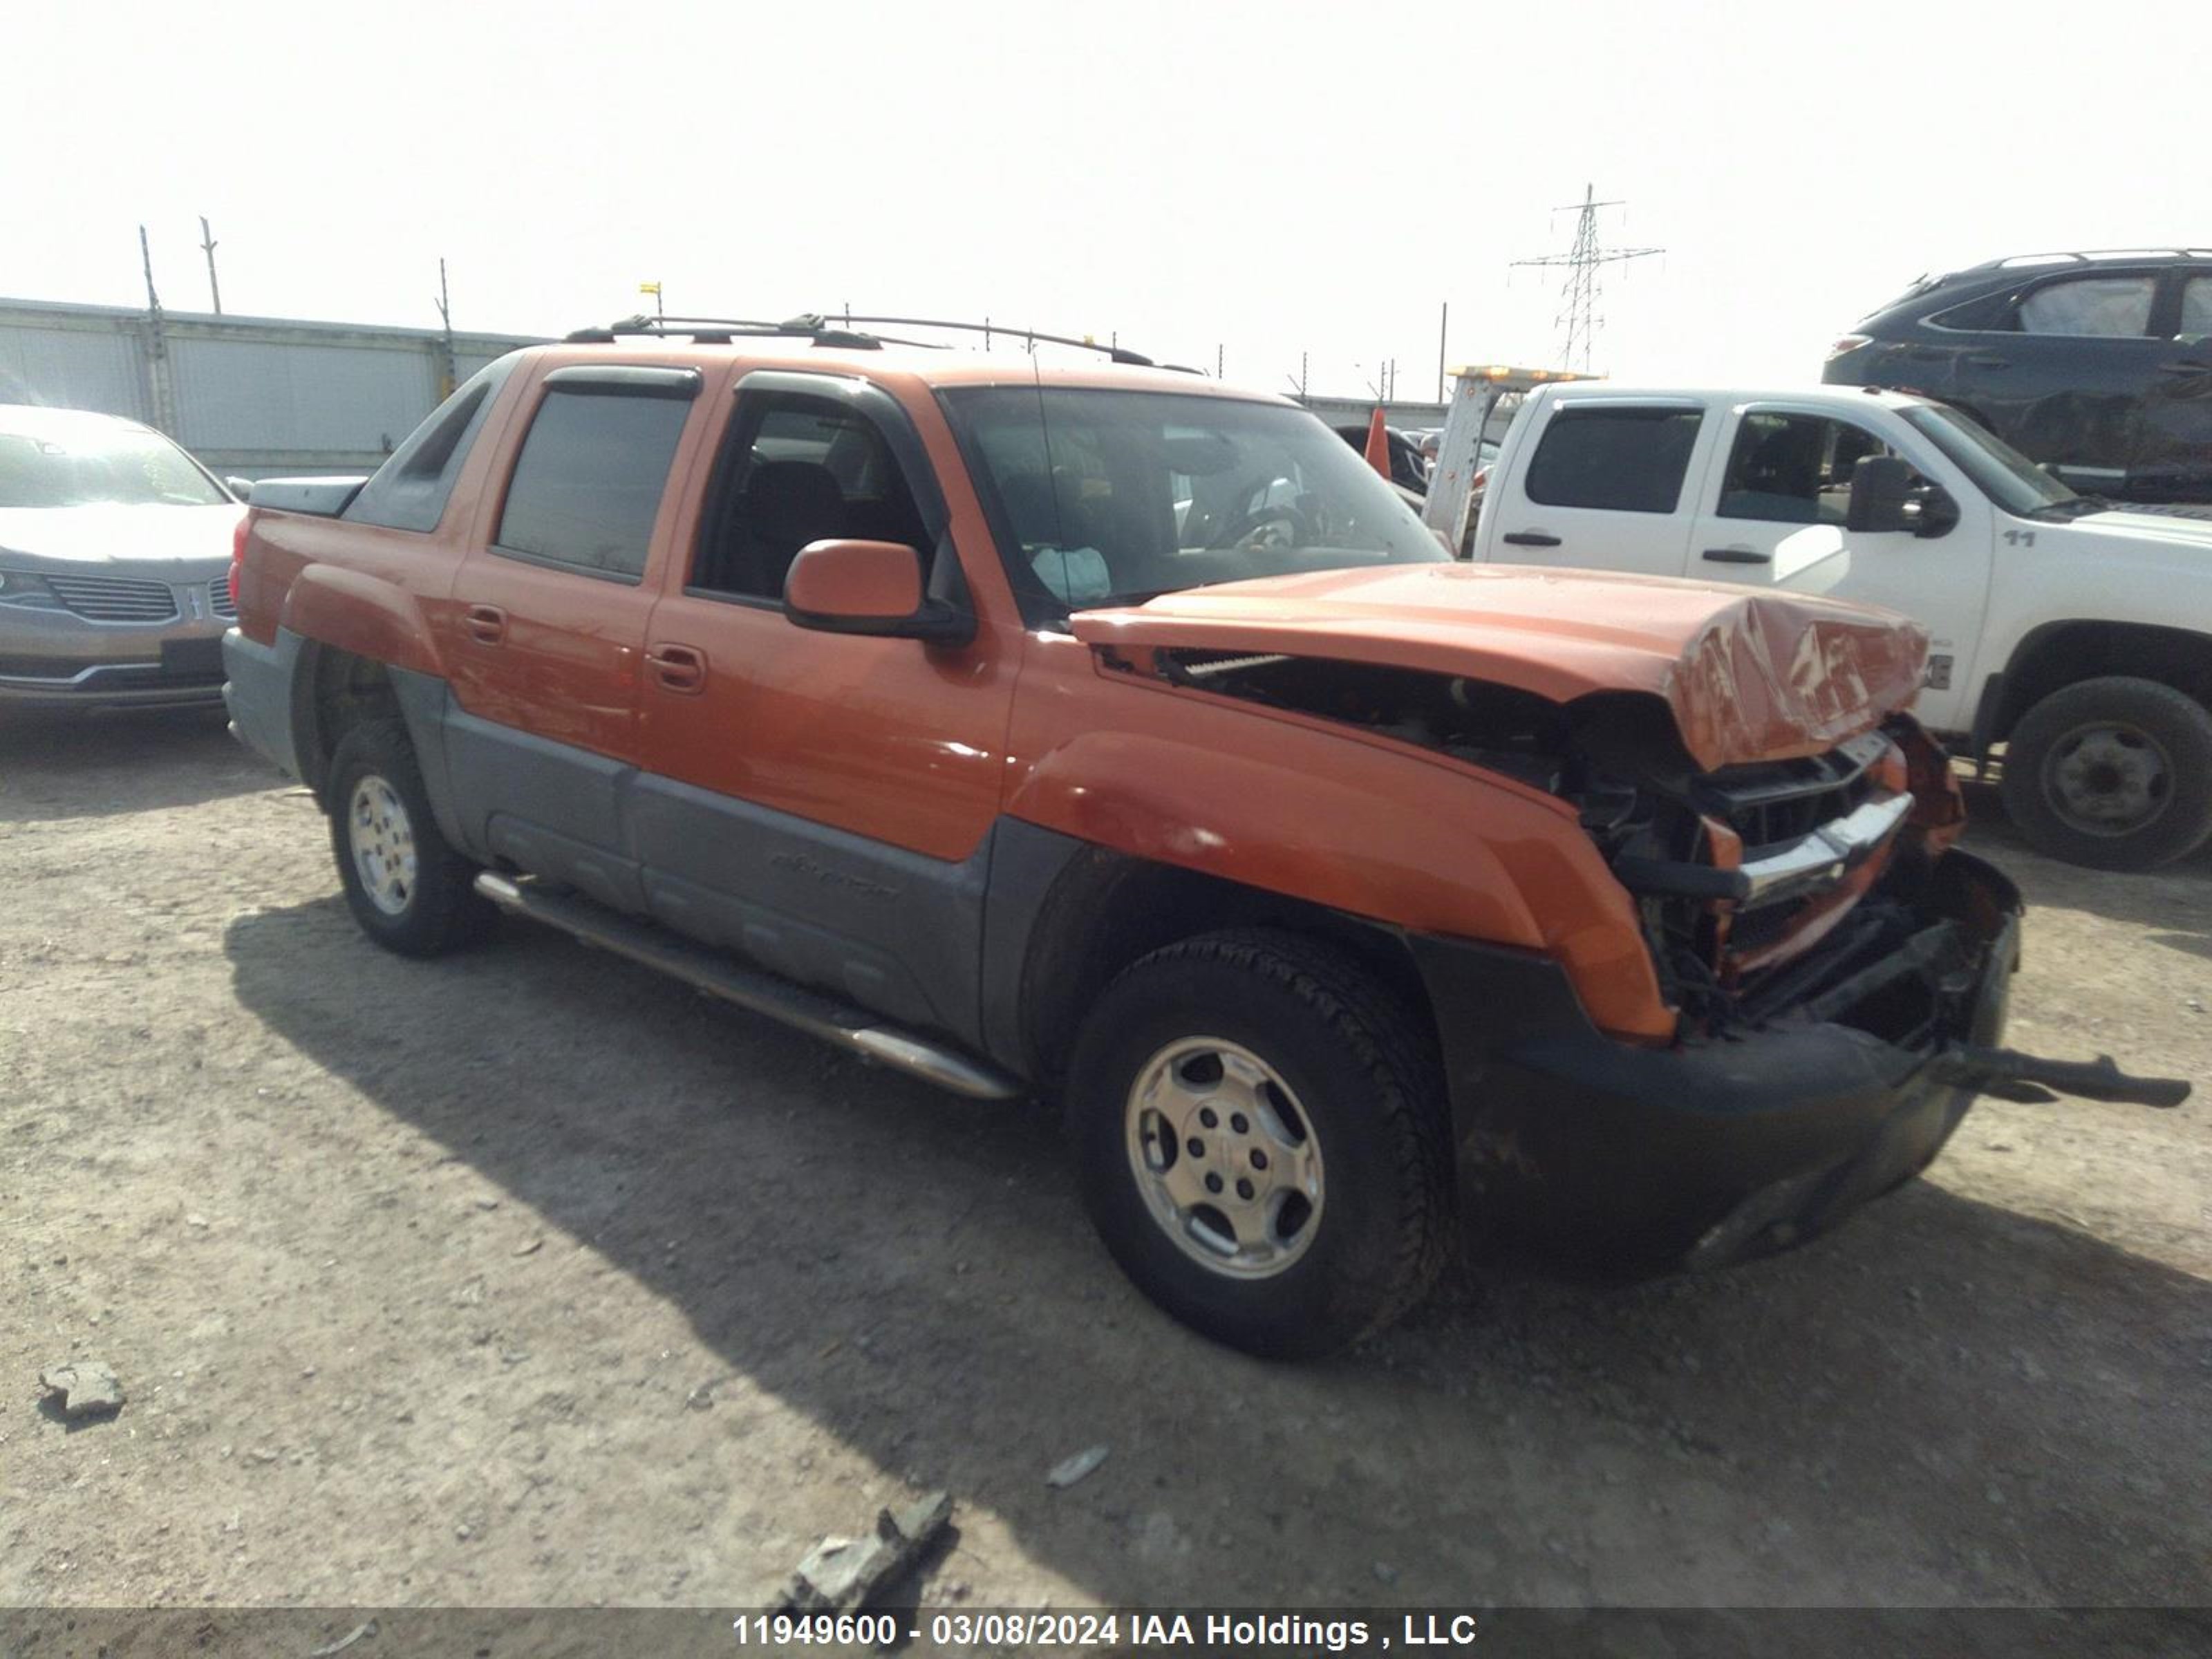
[1363,406,1392,480]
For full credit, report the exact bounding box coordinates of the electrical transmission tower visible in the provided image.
[1510,183,1662,373]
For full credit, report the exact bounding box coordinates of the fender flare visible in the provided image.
[279,563,446,679]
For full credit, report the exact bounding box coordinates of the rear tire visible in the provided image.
[326,718,493,955]
[2000,677,2212,871]
[1065,928,1452,1358]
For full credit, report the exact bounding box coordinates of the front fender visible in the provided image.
[1003,721,1674,1042]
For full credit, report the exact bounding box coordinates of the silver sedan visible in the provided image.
[0,404,244,708]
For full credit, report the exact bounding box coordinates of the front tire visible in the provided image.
[2000,677,2212,871]
[1066,929,1452,1358]
[326,718,493,955]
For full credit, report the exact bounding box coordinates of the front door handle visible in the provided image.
[1501,530,1562,547]
[1702,547,1773,565]
[462,603,507,645]
[2157,359,2212,375]
[646,643,708,694]
[1965,355,2012,369]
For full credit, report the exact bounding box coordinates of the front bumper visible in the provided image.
[0,572,234,708]
[1412,850,2030,1271]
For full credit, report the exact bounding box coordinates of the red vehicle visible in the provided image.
[223,318,2182,1356]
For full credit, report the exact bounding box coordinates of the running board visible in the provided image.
[472,872,1024,1101]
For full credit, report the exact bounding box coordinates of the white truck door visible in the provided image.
[1680,400,1996,736]
[1477,395,1714,577]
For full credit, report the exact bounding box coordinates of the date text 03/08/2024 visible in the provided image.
[731,1611,1483,1649]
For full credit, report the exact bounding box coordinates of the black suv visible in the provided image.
[1824,250,2212,503]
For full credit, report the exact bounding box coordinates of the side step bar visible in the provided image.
[473,872,1025,1101]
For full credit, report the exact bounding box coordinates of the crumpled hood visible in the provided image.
[1071,562,1929,771]
[0,502,243,572]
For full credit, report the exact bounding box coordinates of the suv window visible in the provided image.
[690,394,931,601]
[347,354,519,532]
[1718,413,1899,525]
[2015,275,2156,337]
[493,385,692,580]
[1524,407,1702,514]
[2182,275,2212,339]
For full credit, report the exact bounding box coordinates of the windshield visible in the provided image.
[0,418,228,508]
[1900,404,2079,517]
[943,386,1446,619]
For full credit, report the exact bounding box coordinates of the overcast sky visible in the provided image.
[3,1,2200,402]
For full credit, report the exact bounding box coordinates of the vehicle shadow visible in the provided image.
[0,705,284,823]
[221,897,2212,1624]
[1960,778,2212,962]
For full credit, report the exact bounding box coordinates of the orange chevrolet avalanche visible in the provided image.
[222,319,2182,1356]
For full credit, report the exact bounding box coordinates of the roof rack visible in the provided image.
[1973,248,2211,271]
[834,315,1158,367]
[562,314,897,348]
[561,311,1171,368]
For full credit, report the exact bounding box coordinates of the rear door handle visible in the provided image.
[1702,547,1773,565]
[1965,355,2012,369]
[462,603,507,645]
[1501,531,1562,547]
[2157,359,2212,374]
[646,643,708,694]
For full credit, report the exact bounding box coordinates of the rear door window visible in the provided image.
[1524,407,1703,514]
[2180,275,2212,339]
[2015,275,2157,337]
[494,379,695,581]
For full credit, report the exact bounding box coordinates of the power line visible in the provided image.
[1510,182,1662,374]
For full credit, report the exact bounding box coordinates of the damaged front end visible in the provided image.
[1136,646,2186,1266]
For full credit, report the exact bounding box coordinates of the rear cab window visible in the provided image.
[491,366,701,583]
[1523,406,1704,514]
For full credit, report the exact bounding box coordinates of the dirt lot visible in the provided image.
[3,709,2209,1637]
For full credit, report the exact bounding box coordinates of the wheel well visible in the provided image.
[294,642,402,805]
[1018,850,1436,1089]
[1988,622,2212,748]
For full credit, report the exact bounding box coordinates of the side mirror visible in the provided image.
[1845,456,1916,533]
[783,539,975,645]
[1913,482,1961,538]
[224,475,256,501]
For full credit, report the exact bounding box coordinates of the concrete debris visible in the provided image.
[1046,1444,1109,1489]
[39,1360,124,1418]
[778,1491,953,1613]
[306,1619,378,1657]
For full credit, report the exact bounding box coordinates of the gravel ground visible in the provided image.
[2,707,2207,1643]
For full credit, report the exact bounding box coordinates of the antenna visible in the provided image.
[1510,182,1662,374]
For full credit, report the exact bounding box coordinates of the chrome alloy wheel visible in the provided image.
[2043,720,2173,837]
[1125,1037,1324,1278]
[348,774,418,917]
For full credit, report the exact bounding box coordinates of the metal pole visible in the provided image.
[137,226,178,435]
[434,258,458,400]
[1216,343,1224,379]
[1436,301,1447,403]
[198,216,221,315]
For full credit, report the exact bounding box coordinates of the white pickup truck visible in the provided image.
[1463,382,2212,871]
